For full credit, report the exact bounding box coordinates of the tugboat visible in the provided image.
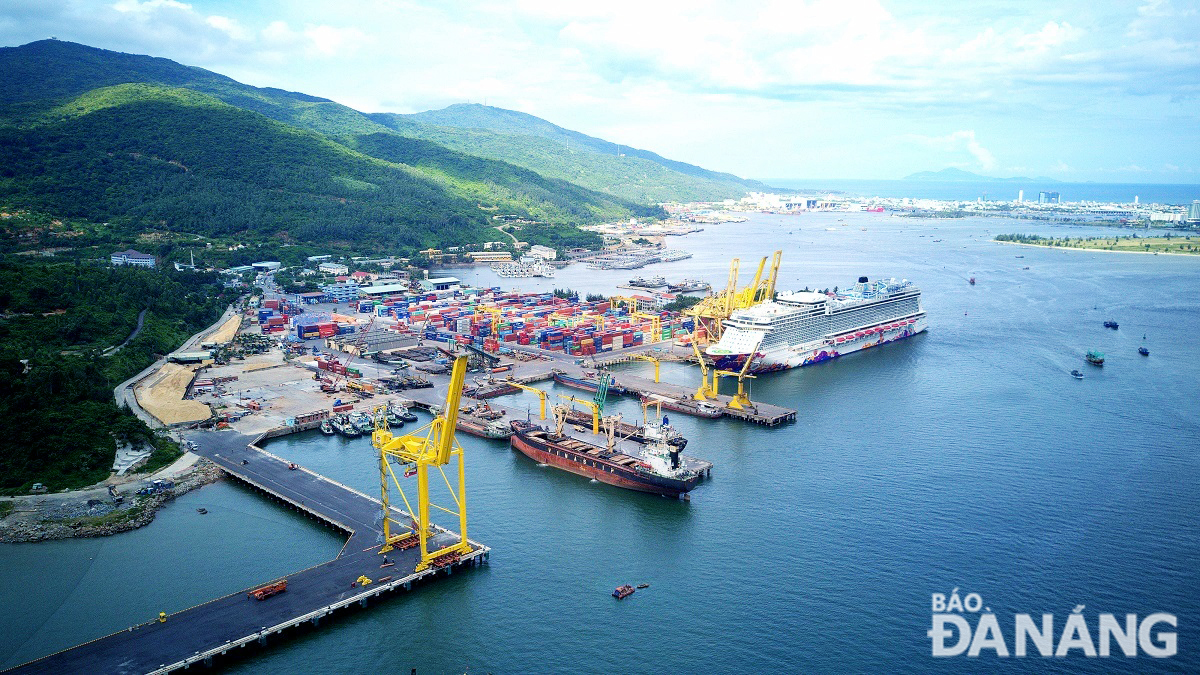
[391,404,418,423]
[1071,369,1084,379]
[1085,350,1105,366]
[1138,346,1150,356]
[351,412,374,434]
[332,415,361,438]
[1103,320,1119,329]
[386,409,405,428]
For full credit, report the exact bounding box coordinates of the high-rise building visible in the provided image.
[1038,191,1060,204]
[1189,200,1200,223]
[1017,190,1024,203]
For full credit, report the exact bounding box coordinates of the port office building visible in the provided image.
[111,249,156,267]
[320,282,360,303]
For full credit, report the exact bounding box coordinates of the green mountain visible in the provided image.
[0,38,390,137]
[0,83,661,249]
[903,167,1059,183]
[0,40,758,204]
[0,40,683,250]
[376,103,767,201]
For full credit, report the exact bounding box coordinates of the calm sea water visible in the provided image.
[765,178,1200,205]
[3,213,1198,673]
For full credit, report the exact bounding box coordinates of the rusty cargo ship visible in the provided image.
[509,416,711,497]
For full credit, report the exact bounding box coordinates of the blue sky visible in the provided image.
[2,0,1198,183]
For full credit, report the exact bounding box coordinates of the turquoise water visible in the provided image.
[3,213,1198,672]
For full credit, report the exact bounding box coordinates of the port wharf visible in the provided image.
[395,345,797,428]
[6,430,489,675]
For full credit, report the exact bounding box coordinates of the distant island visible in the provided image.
[903,168,1060,183]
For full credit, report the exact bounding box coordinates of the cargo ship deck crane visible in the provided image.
[505,379,549,419]
[372,355,472,571]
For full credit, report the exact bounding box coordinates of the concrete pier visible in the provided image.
[6,431,488,675]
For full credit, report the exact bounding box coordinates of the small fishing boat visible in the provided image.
[196,508,208,515]
[1085,350,1105,366]
[612,585,635,600]
[636,583,650,589]
[1103,320,1119,329]
[1138,346,1149,356]
[1071,370,1084,379]
[319,419,334,435]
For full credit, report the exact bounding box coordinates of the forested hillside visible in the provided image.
[0,40,759,205]
[0,84,653,250]
[0,260,229,492]
[398,103,766,188]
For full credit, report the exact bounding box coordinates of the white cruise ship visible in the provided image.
[491,261,555,278]
[706,276,926,373]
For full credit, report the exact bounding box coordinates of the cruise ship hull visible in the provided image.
[711,315,927,373]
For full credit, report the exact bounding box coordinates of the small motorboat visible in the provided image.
[196,508,208,515]
[1071,370,1084,379]
[1103,320,1119,329]
[636,583,650,589]
[1138,346,1149,356]
[612,585,635,600]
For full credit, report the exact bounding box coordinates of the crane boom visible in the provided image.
[505,379,548,419]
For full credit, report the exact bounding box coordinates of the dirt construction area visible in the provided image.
[134,362,211,426]
[205,314,242,345]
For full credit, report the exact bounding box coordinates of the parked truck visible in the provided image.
[247,579,288,601]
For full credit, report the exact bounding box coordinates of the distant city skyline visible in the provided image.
[2,1,1197,184]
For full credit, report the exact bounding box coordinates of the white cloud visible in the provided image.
[907,130,997,171]
[0,0,1195,180]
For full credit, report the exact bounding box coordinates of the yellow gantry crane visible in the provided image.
[684,250,783,343]
[372,355,472,571]
[609,296,663,343]
[714,351,757,410]
[505,379,548,419]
